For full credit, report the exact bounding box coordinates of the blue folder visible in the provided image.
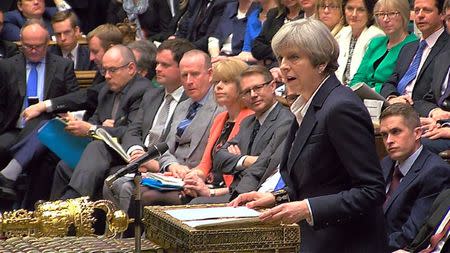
[37,118,91,169]
[141,178,183,191]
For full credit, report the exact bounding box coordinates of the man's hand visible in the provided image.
[228,191,275,208]
[65,118,92,136]
[167,164,190,179]
[270,67,282,83]
[227,144,241,155]
[211,55,228,64]
[387,95,413,105]
[130,150,160,172]
[243,155,258,168]
[420,117,439,133]
[422,127,450,139]
[259,200,311,224]
[430,108,450,121]
[22,102,46,122]
[102,119,115,128]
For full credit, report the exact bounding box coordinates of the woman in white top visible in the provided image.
[335,0,384,85]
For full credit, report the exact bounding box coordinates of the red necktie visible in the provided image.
[384,164,403,208]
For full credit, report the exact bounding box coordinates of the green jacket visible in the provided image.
[349,33,418,93]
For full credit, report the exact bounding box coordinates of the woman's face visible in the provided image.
[214,80,241,107]
[278,47,321,96]
[374,7,404,37]
[345,0,369,31]
[318,0,342,30]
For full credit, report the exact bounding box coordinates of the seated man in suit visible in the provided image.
[49,44,154,200]
[379,103,450,251]
[0,19,78,199]
[0,0,57,41]
[0,10,19,59]
[49,10,94,71]
[400,189,450,253]
[127,40,157,80]
[381,0,449,105]
[183,65,294,203]
[22,23,123,122]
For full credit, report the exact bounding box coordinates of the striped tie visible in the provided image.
[176,102,201,138]
[397,40,428,94]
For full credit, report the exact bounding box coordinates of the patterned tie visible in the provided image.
[67,52,74,61]
[384,164,403,208]
[26,62,39,108]
[111,92,122,120]
[247,120,260,153]
[397,40,428,94]
[438,70,450,107]
[147,94,173,146]
[176,102,201,137]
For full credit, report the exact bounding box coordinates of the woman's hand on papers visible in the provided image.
[228,191,275,209]
[259,200,311,224]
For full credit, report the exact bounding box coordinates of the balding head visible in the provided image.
[102,45,138,92]
[20,19,49,62]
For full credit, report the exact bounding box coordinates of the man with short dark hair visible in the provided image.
[0,10,18,59]
[49,10,93,70]
[379,103,450,251]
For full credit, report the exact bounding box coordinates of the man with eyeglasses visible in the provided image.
[50,44,153,201]
[381,0,449,106]
[49,11,94,71]
[0,19,78,200]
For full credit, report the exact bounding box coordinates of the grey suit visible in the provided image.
[159,88,223,169]
[50,75,153,200]
[213,102,293,175]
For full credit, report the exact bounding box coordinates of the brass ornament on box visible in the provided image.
[0,197,129,238]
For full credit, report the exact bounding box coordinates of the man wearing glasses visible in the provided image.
[0,19,78,199]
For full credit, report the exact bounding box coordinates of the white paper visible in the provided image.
[165,206,261,221]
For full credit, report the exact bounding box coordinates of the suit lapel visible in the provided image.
[142,90,165,135]
[17,55,27,98]
[384,149,429,212]
[417,33,448,81]
[43,54,56,99]
[239,116,256,155]
[254,103,280,148]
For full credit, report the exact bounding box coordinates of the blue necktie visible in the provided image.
[274,177,285,191]
[26,62,39,107]
[397,40,428,94]
[176,102,201,137]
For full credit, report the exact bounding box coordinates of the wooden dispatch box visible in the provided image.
[143,204,300,253]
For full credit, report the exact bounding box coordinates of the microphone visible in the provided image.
[105,142,169,187]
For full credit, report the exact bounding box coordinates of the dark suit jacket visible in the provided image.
[49,44,94,71]
[50,71,105,120]
[414,50,450,116]
[176,0,231,52]
[141,0,178,42]
[251,8,303,67]
[214,102,293,175]
[381,148,450,250]
[0,8,58,41]
[280,74,388,252]
[121,87,189,152]
[88,75,152,139]
[0,52,79,134]
[380,31,449,101]
[406,189,450,252]
[212,1,258,55]
[0,39,18,59]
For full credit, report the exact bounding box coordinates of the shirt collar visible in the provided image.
[397,145,423,177]
[422,27,444,49]
[290,75,330,125]
[257,101,277,125]
[26,56,46,66]
[195,86,212,106]
[167,85,184,103]
[62,43,79,58]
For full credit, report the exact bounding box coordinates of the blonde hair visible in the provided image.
[213,58,248,88]
[374,0,410,31]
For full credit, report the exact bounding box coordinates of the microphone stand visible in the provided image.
[133,166,142,253]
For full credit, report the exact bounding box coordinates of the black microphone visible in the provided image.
[105,142,169,187]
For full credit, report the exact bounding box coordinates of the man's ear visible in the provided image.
[414,126,423,141]
[17,1,23,12]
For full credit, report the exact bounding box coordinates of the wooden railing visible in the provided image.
[75,70,97,89]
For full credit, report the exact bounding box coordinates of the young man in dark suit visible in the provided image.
[379,103,450,251]
[0,10,18,59]
[381,0,449,105]
[49,10,94,71]
[0,19,78,199]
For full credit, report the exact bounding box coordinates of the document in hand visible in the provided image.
[351,82,389,107]
[165,206,261,228]
[94,128,130,162]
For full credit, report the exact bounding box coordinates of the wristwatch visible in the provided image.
[272,189,290,205]
[88,125,98,136]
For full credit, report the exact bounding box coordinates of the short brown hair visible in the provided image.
[380,103,420,129]
[51,10,79,28]
[87,24,123,51]
[240,65,273,84]
[157,38,195,65]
